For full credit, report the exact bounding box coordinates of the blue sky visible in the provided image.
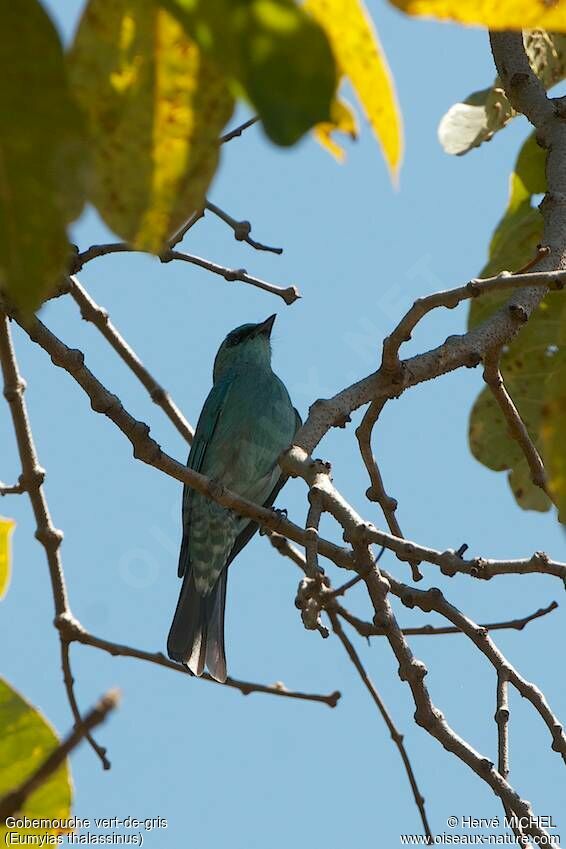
[2,2,565,846]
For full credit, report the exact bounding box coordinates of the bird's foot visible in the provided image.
[270,507,288,529]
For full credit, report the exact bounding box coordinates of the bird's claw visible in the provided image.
[272,507,288,520]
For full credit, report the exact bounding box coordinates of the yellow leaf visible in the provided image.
[0,678,72,843]
[389,0,566,31]
[314,96,358,161]
[0,517,15,600]
[68,0,234,252]
[306,0,403,177]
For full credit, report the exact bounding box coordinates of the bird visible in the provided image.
[167,314,301,682]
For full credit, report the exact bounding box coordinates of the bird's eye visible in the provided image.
[226,332,242,347]
[226,327,255,347]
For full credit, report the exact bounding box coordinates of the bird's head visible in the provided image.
[213,314,276,381]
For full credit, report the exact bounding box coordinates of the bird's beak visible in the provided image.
[257,314,276,338]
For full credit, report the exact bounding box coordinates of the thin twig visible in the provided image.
[0,479,25,495]
[0,690,119,822]
[60,642,110,769]
[483,348,548,493]
[167,208,206,250]
[265,530,309,574]
[328,611,434,844]
[219,116,259,144]
[54,612,340,707]
[328,574,363,598]
[68,276,194,444]
[163,248,300,304]
[334,600,558,638]
[496,668,526,847]
[355,399,422,581]
[206,201,283,254]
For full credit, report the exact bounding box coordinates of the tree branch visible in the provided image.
[362,559,550,840]
[0,311,108,767]
[298,264,566,456]
[388,576,566,764]
[380,269,565,379]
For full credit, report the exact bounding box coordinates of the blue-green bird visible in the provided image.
[167,314,301,682]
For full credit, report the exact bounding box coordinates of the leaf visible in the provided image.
[438,32,566,156]
[0,0,89,312]
[69,0,234,252]
[541,369,566,523]
[306,0,403,177]
[468,132,566,518]
[389,0,566,30]
[438,85,514,156]
[469,295,566,514]
[0,517,15,600]
[161,0,337,146]
[473,132,546,285]
[313,96,358,162]
[0,678,72,842]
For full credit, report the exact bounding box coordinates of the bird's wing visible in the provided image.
[225,405,303,567]
[177,374,235,578]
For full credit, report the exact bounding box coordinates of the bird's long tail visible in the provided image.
[167,569,228,683]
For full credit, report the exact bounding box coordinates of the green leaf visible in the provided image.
[472,132,546,289]
[160,0,337,145]
[0,679,72,841]
[69,0,234,252]
[469,295,566,514]
[438,32,566,156]
[0,517,15,600]
[542,366,566,523]
[0,0,89,312]
[468,132,566,519]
